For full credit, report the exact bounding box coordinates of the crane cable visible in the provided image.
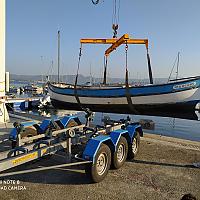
[112,0,120,38]
[74,44,86,112]
[125,42,128,84]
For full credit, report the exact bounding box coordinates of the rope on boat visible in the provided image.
[146,48,153,84]
[74,44,84,111]
[124,42,139,114]
[74,45,92,116]
[103,56,108,85]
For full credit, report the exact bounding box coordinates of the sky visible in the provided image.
[5,0,200,79]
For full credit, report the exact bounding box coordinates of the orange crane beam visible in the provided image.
[80,38,148,45]
[105,34,129,56]
[80,34,149,56]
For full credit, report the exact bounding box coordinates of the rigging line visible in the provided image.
[176,52,180,80]
[117,0,120,25]
[112,0,115,25]
[167,53,179,82]
[112,0,117,25]
[112,0,113,24]
[112,0,120,25]
[114,0,117,24]
[74,44,88,113]
[112,0,120,38]
[75,44,83,88]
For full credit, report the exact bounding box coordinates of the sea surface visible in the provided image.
[10,80,200,142]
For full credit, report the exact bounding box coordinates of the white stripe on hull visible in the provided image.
[50,87,199,105]
[49,90,77,103]
[131,88,198,105]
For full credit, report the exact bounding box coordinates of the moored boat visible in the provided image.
[24,84,43,92]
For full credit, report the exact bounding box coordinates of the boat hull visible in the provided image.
[50,98,198,113]
[48,76,200,117]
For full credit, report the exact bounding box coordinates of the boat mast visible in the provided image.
[176,52,180,80]
[57,30,60,83]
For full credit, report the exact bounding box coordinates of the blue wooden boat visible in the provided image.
[48,76,200,114]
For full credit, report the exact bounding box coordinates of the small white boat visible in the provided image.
[24,84,43,92]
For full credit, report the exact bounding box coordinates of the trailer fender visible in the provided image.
[126,124,143,142]
[82,135,113,162]
[109,129,130,151]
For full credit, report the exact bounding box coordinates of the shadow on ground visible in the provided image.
[129,159,197,169]
[0,156,92,185]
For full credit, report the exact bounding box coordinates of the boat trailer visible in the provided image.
[0,113,143,182]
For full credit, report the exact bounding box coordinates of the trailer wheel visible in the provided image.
[127,131,140,159]
[85,144,111,183]
[112,136,128,169]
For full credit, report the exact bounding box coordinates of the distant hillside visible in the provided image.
[10,74,168,84]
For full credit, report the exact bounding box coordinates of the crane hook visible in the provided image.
[112,24,118,38]
[92,0,100,5]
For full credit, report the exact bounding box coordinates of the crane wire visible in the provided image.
[112,0,120,25]
[112,0,120,38]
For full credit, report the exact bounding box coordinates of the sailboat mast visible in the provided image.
[176,52,180,80]
[57,30,60,83]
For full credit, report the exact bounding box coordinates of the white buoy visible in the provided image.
[0,0,9,123]
[5,71,9,93]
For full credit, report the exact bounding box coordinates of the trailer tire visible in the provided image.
[85,144,111,183]
[112,136,128,169]
[127,131,140,159]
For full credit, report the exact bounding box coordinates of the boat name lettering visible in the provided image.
[173,82,196,90]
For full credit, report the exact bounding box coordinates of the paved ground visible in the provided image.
[0,124,199,200]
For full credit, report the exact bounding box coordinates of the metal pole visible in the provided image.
[0,161,92,178]
[0,0,5,97]
[51,60,53,81]
[176,52,180,80]
[58,30,60,83]
[0,0,9,123]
